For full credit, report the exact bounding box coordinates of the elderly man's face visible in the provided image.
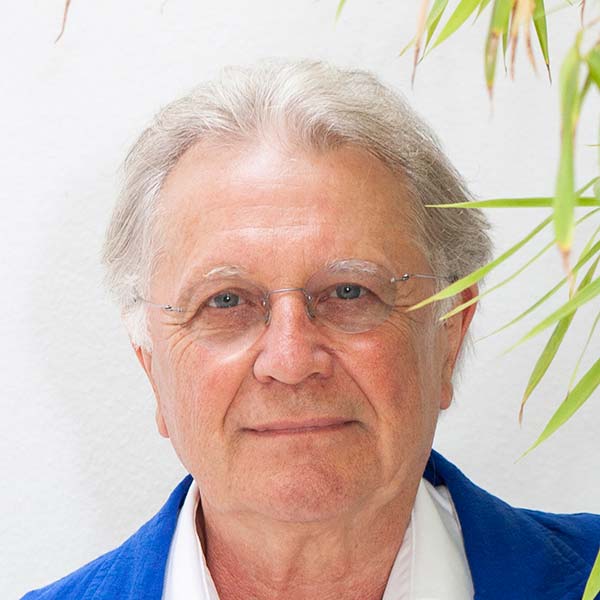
[136,142,473,523]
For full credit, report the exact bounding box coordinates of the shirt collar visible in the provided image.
[162,478,473,600]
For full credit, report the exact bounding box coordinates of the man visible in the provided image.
[23,60,600,600]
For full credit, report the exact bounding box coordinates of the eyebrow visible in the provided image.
[175,264,249,306]
[326,258,382,275]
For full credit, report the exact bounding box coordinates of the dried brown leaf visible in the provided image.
[55,0,72,43]
[413,0,431,86]
[510,0,535,78]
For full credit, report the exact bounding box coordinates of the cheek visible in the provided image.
[152,335,248,470]
[340,317,443,432]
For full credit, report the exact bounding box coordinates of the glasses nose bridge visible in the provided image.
[263,286,315,324]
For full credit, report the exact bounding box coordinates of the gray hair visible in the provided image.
[103,59,492,356]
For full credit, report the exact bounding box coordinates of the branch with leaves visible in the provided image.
[339,0,600,597]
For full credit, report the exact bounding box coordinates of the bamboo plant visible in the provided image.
[339,0,600,597]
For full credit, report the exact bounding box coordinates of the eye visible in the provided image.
[207,291,245,309]
[333,284,366,300]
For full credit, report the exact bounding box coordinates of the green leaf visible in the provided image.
[519,256,600,419]
[485,0,514,91]
[489,0,514,33]
[578,223,600,267]
[524,356,600,455]
[582,548,600,600]
[554,43,581,251]
[442,211,600,321]
[586,46,600,88]
[424,0,450,51]
[400,0,449,57]
[532,0,551,78]
[567,309,600,393]
[432,0,482,49]
[479,232,600,340]
[514,276,600,346]
[476,0,493,19]
[578,176,600,197]
[409,215,553,311]
[426,179,600,209]
[441,234,558,320]
[426,196,599,208]
[335,0,347,21]
[401,0,450,58]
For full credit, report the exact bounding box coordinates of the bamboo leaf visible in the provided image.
[518,256,600,421]
[554,43,581,253]
[432,0,482,49]
[579,225,600,265]
[444,212,600,322]
[402,0,446,58]
[582,548,600,600]
[424,0,450,51]
[524,356,600,454]
[335,0,347,21]
[479,234,600,340]
[409,215,552,310]
[567,309,600,393]
[578,176,600,197]
[532,0,551,79]
[502,16,509,73]
[510,0,536,78]
[485,0,515,95]
[412,0,432,83]
[55,0,72,43]
[426,196,599,208]
[441,233,559,320]
[476,0,494,19]
[586,46,600,88]
[514,276,600,346]
[427,177,600,209]
[399,37,416,58]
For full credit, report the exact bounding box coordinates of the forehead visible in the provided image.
[153,141,425,289]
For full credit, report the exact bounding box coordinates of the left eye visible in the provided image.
[207,291,245,309]
[333,284,365,300]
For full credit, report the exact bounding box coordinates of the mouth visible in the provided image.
[246,418,356,436]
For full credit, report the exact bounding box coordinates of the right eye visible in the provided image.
[207,291,244,309]
[333,283,366,300]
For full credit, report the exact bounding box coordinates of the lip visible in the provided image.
[247,418,355,435]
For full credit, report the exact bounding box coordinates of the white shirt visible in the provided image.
[162,479,474,600]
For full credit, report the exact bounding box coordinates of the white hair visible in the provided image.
[103,59,492,359]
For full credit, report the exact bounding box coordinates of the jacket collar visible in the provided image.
[424,450,592,599]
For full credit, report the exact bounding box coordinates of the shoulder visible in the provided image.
[21,476,193,600]
[425,450,600,600]
[519,506,600,559]
[21,548,120,600]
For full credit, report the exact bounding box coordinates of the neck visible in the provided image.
[198,483,418,600]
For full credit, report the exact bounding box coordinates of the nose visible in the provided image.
[252,290,334,385]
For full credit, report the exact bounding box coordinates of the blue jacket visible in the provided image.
[22,450,600,600]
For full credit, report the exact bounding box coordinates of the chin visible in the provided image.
[251,464,372,523]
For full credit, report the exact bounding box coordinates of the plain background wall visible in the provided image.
[3,1,599,597]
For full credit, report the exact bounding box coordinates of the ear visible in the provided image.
[133,343,170,439]
[439,284,478,410]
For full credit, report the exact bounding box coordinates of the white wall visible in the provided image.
[3,1,598,597]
